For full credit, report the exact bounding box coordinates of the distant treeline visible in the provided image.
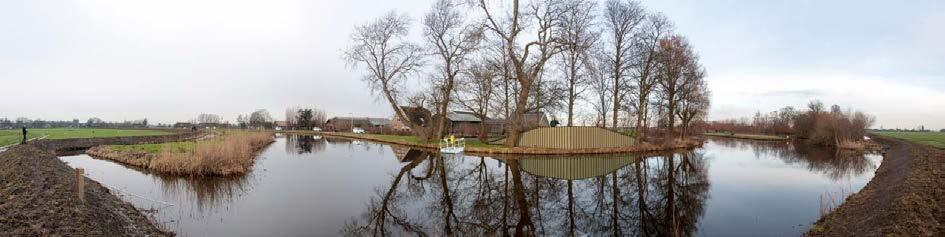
[708,100,876,147]
[0,117,149,129]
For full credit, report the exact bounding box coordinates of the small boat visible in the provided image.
[439,137,466,154]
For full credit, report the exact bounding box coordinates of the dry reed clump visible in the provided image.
[86,146,152,168]
[149,132,273,176]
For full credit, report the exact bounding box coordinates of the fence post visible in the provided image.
[75,168,85,204]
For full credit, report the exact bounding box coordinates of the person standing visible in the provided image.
[21,127,27,144]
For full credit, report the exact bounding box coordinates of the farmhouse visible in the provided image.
[441,111,484,137]
[391,106,433,131]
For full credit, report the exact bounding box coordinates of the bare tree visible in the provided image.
[588,49,612,127]
[344,12,425,133]
[631,13,672,138]
[455,59,497,141]
[655,35,700,139]
[285,107,300,128]
[602,0,645,129]
[557,0,598,126]
[196,113,222,124]
[312,107,328,127]
[476,0,565,146]
[249,109,273,129]
[676,74,709,138]
[424,0,484,139]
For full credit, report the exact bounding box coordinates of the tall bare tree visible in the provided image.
[196,113,222,124]
[676,75,709,138]
[285,107,300,128]
[588,49,612,127]
[344,12,425,133]
[655,35,700,139]
[602,0,645,129]
[476,0,565,146]
[455,59,497,141]
[557,0,598,126]
[424,0,484,139]
[631,14,672,138]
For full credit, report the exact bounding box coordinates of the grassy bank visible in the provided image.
[357,134,502,149]
[872,131,945,149]
[0,128,171,147]
[704,132,788,141]
[308,132,702,155]
[808,136,945,236]
[88,131,273,176]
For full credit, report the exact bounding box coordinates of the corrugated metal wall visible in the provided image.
[516,154,639,180]
[518,127,635,149]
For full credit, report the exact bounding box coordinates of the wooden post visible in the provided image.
[75,168,85,204]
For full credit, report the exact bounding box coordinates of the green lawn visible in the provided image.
[356,134,503,148]
[0,128,171,147]
[873,131,945,149]
[704,132,788,141]
[108,141,196,154]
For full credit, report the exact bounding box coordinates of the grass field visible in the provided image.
[704,132,789,141]
[0,128,171,147]
[108,141,196,154]
[873,131,945,149]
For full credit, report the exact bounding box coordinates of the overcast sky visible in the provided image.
[2,0,943,129]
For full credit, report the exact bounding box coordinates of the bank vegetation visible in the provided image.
[707,100,875,149]
[88,131,274,176]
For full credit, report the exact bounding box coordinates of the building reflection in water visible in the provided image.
[342,149,711,236]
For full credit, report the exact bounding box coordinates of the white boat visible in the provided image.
[439,138,466,154]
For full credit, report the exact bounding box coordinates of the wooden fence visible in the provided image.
[517,127,635,149]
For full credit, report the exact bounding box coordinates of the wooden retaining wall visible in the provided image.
[518,127,635,149]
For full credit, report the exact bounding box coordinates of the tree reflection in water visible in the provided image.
[710,137,879,181]
[286,135,327,154]
[342,150,711,236]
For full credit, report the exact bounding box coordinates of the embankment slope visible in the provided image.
[808,137,944,236]
[0,145,170,236]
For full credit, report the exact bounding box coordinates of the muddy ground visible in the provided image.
[0,131,202,236]
[808,136,945,236]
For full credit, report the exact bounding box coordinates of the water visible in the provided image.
[59,135,882,236]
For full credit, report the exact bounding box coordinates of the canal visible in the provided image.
[59,135,882,236]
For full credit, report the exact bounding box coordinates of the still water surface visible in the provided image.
[59,135,882,236]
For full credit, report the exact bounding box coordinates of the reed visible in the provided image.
[149,131,273,176]
[89,131,274,176]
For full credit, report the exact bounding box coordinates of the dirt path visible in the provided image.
[0,131,203,236]
[808,137,945,236]
[0,145,170,236]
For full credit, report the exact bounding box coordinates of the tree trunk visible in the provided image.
[435,76,455,140]
[567,56,578,127]
[478,115,487,142]
[508,159,534,235]
[437,156,455,235]
[504,79,531,147]
[666,155,679,237]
